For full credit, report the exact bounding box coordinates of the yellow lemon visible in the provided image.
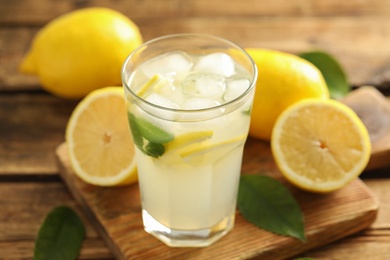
[271,99,371,193]
[66,87,137,186]
[20,8,143,99]
[246,48,329,141]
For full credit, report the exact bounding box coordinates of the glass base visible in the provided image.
[142,209,235,247]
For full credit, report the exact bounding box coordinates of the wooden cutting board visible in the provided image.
[56,138,379,260]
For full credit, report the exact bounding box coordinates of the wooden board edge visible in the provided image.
[55,143,125,260]
[367,148,390,171]
[55,142,380,259]
[252,182,379,259]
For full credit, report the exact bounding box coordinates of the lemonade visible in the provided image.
[122,34,257,247]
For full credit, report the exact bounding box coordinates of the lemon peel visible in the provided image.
[179,134,247,159]
[136,74,162,97]
[165,130,214,153]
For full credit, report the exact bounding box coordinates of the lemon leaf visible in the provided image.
[299,51,350,99]
[34,206,85,260]
[238,175,306,241]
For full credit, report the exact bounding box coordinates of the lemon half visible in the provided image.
[271,99,371,193]
[66,87,137,186]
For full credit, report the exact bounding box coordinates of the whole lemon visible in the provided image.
[246,48,329,141]
[20,8,143,99]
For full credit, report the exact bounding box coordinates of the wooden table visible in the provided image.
[1,1,390,259]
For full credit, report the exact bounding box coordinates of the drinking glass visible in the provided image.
[122,34,257,247]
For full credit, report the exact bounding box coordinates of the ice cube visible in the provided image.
[142,51,193,78]
[181,97,220,110]
[155,79,185,106]
[224,78,250,102]
[145,93,180,109]
[194,52,235,77]
[182,73,226,99]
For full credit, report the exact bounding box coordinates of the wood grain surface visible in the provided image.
[2,0,390,259]
[56,142,378,260]
[1,1,390,92]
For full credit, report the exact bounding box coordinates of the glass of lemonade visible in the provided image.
[121,34,257,247]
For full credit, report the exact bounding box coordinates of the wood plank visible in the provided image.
[1,16,390,92]
[0,93,77,175]
[56,142,379,260]
[137,17,390,88]
[0,0,389,25]
[0,178,387,259]
[0,88,389,179]
[0,92,388,175]
[0,27,40,91]
[0,182,94,240]
[0,239,113,260]
[299,178,390,259]
[0,92,388,177]
[363,179,390,229]
[0,182,114,259]
[298,229,390,259]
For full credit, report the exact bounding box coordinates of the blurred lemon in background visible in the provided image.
[246,48,329,141]
[20,7,143,99]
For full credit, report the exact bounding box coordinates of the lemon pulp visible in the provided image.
[66,87,137,186]
[271,98,371,193]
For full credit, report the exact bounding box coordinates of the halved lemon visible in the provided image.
[65,87,137,186]
[271,99,371,193]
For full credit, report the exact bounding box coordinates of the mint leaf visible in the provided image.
[242,106,252,116]
[128,113,174,157]
[129,113,173,144]
[238,175,306,241]
[145,142,165,158]
[34,206,85,260]
[299,51,350,99]
[128,115,145,149]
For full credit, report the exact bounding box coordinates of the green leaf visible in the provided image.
[242,106,252,116]
[128,113,174,157]
[128,114,145,148]
[128,113,173,144]
[145,141,165,158]
[34,206,85,260]
[299,51,350,99]
[238,175,306,241]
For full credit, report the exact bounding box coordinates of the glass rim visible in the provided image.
[121,33,258,114]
